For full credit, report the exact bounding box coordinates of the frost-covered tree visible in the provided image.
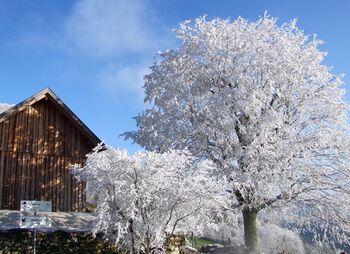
[124,15,350,251]
[74,145,228,254]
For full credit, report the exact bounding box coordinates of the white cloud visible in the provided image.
[97,63,150,96]
[11,0,173,95]
[64,0,168,57]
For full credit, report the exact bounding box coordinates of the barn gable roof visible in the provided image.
[0,88,101,145]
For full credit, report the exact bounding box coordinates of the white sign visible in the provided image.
[19,216,53,228]
[20,200,52,213]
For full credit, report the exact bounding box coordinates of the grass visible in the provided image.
[186,236,216,250]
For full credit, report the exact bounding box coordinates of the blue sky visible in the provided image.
[0,0,349,153]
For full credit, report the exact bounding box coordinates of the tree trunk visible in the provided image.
[242,208,258,253]
[129,219,137,254]
[145,236,151,254]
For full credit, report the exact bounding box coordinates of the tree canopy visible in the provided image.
[125,14,350,250]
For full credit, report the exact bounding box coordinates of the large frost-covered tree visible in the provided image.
[125,15,350,251]
[74,145,228,254]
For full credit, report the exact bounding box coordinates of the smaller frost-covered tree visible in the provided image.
[74,144,229,254]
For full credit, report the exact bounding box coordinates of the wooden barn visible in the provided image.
[0,88,100,212]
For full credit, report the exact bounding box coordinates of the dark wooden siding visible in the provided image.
[0,98,95,211]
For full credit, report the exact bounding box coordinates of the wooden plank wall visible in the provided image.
[0,99,94,211]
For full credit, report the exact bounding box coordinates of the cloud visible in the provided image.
[97,63,150,96]
[62,0,174,94]
[9,0,173,96]
[0,103,14,114]
[64,0,169,57]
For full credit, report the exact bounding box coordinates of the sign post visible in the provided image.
[34,211,37,254]
[34,226,36,254]
[20,200,52,254]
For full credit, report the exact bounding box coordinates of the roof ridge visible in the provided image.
[0,87,101,145]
